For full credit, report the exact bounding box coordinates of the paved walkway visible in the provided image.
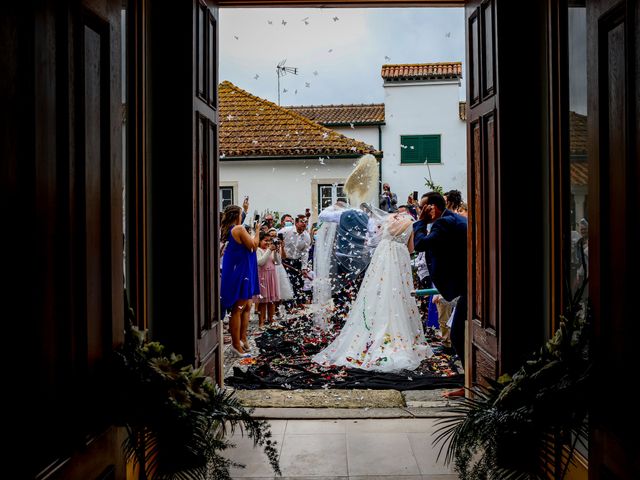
[224,417,458,479]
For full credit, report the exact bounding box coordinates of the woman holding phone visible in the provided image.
[220,204,260,357]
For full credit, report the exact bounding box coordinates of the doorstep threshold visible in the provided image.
[250,406,457,419]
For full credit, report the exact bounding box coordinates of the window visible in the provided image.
[219,186,234,211]
[318,183,347,212]
[400,134,441,164]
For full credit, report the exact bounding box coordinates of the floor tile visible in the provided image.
[421,475,460,479]
[285,419,347,434]
[265,419,287,436]
[279,434,348,477]
[347,433,420,476]
[408,433,455,475]
[345,418,439,434]
[226,434,283,478]
[349,476,423,479]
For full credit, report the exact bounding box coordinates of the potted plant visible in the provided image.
[434,286,591,480]
[112,317,280,480]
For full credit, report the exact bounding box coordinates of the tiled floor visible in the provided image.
[224,418,458,479]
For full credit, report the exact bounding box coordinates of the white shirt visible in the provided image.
[280,226,311,265]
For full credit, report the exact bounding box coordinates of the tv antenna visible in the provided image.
[276,59,298,105]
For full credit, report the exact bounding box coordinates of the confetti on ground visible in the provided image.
[225,314,463,391]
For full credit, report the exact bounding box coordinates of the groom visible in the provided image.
[413,192,468,375]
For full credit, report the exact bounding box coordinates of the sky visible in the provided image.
[219,8,466,107]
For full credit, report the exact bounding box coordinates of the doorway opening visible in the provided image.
[217,6,467,406]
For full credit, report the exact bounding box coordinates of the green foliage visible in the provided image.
[112,318,280,480]
[433,287,590,480]
[424,166,445,195]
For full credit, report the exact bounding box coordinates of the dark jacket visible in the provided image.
[413,209,467,302]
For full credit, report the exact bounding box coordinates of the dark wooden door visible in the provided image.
[147,0,222,380]
[1,0,125,477]
[194,1,222,379]
[465,0,500,386]
[587,1,640,478]
[465,0,550,386]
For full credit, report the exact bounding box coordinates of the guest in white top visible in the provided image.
[280,214,311,308]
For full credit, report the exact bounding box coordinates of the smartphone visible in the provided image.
[277,233,284,241]
[254,213,260,222]
[413,191,419,201]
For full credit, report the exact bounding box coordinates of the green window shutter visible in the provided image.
[400,135,441,164]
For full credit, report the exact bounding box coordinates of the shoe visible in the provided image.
[241,341,253,353]
[230,346,251,358]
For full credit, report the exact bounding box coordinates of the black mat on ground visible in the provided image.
[225,315,463,391]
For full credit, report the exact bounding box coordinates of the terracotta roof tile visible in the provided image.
[381,62,462,82]
[218,81,378,159]
[286,103,385,125]
[570,162,588,186]
[569,111,587,156]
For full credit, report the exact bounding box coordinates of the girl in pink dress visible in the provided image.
[254,232,281,327]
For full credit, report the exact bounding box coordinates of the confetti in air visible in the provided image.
[328,49,333,53]
[226,114,233,121]
[267,20,273,25]
[332,16,339,22]
[445,32,451,38]
[313,70,319,76]
[254,74,259,80]
[281,19,287,26]
[301,17,309,25]
[385,56,391,61]
[282,88,288,93]
[305,82,311,88]
[234,35,239,40]
[350,123,355,129]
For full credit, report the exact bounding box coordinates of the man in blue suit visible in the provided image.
[413,192,468,367]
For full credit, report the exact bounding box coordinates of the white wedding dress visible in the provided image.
[313,213,433,372]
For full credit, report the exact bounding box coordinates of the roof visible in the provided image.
[569,111,587,156]
[381,62,462,82]
[571,162,588,186]
[218,81,379,159]
[285,103,385,126]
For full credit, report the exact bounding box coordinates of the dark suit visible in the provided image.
[413,210,468,358]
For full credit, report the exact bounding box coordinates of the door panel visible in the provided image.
[587,1,639,478]
[147,0,221,381]
[466,0,499,386]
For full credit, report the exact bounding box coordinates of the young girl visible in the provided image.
[269,229,294,317]
[254,232,281,327]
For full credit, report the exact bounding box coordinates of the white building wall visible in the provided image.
[381,80,467,204]
[332,126,381,150]
[219,158,358,223]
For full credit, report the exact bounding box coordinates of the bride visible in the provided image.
[313,211,433,372]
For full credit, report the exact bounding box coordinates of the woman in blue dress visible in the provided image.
[220,205,260,356]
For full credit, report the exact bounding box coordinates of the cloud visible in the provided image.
[220,7,465,105]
